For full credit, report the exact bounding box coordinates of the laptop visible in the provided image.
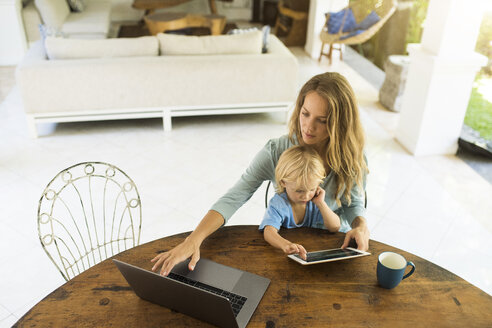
[113,258,270,328]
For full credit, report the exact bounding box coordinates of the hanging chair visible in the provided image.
[319,0,397,64]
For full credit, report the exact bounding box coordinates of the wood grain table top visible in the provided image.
[15,226,492,327]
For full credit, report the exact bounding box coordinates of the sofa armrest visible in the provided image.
[22,1,43,45]
[62,0,111,38]
[267,35,297,58]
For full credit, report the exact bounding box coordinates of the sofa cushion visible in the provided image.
[67,0,86,12]
[61,0,111,37]
[157,31,263,55]
[22,1,44,44]
[34,0,70,28]
[45,36,159,60]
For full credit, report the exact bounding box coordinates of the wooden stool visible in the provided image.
[144,12,226,35]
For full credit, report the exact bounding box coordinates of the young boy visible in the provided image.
[259,145,341,260]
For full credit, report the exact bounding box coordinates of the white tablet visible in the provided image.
[288,247,370,265]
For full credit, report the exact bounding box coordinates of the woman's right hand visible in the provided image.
[151,210,225,276]
[151,236,201,276]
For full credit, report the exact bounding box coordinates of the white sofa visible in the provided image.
[22,0,112,46]
[16,32,299,137]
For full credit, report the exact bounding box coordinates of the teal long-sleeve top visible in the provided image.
[210,135,367,233]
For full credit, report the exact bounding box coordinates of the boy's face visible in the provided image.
[282,179,320,205]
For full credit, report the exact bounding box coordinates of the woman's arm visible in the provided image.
[210,137,292,222]
[151,136,294,275]
[263,225,307,260]
[151,210,224,276]
[338,157,369,250]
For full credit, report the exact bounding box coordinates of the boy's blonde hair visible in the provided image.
[288,72,368,205]
[275,145,326,194]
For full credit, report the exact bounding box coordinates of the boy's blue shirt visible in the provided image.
[259,192,326,231]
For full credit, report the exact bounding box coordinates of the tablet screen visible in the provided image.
[307,249,360,262]
[301,248,361,262]
[288,247,370,265]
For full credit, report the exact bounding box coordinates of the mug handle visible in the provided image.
[402,261,415,280]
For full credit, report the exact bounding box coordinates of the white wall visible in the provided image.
[0,0,26,66]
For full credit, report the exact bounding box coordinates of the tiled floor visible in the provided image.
[1,47,491,327]
[0,66,16,104]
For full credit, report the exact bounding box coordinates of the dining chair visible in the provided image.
[264,180,367,208]
[37,162,142,281]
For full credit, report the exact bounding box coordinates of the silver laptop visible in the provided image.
[113,258,270,328]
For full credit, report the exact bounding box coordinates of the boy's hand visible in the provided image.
[311,186,325,207]
[283,243,307,260]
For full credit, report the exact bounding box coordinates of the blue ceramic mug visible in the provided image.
[377,252,415,289]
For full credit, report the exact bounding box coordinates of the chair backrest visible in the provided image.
[38,162,142,281]
[350,0,396,23]
[265,180,275,208]
[322,0,396,34]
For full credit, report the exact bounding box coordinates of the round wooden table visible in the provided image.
[15,226,492,327]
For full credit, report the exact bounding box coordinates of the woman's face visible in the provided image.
[299,91,329,146]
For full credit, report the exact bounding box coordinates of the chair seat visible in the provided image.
[320,30,351,44]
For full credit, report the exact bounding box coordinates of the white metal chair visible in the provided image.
[37,162,142,281]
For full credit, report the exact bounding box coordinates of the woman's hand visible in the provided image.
[283,242,307,260]
[151,210,224,276]
[151,236,201,276]
[341,216,370,251]
[311,186,326,206]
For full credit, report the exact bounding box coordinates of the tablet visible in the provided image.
[287,247,370,265]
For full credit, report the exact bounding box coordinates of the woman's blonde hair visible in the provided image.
[275,145,326,194]
[288,72,368,205]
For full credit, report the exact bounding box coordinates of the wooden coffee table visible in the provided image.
[144,12,226,35]
[14,226,492,327]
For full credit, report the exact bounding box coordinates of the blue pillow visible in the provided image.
[327,8,357,34]
[357,11,380,30]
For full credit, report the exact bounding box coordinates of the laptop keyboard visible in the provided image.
[167,272,247,317]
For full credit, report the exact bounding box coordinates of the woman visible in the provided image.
[151,72,369,276]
